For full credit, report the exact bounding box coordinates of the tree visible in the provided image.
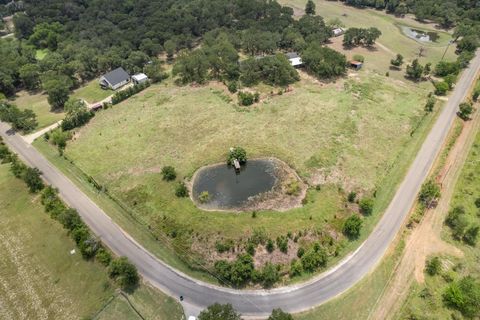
[343,215,363,239]
[300,244,327,272]
[23,167,44,192]
[164,39,177,60]
[302,44,346,79]
[227,147,247,165]
[463,225,479,246]
[434,81,449,96]
[425,95,436,112]
[418,180,440,207]
[175,182,189,197]
[364,27,382,46]
[458,102,473,120]
[108,257,139,290]
[359,197,374,215]
[43,77,70,110]
[405,59,424,81]
[443,276,480,318]
[269,309,294,320]
[0,102,38,133]
[19,64,41,90]
[13,13,34,39]
[161,166,177,181]
[144,59,168,83]
[61,99,94,131]
[445,206,468,240]
[305,0,316,15]
[260,263,280,287]
[172,49,209,84]
[198,303,241,320]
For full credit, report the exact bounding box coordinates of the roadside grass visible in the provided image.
[34,67,438,285]
[95,285,183,320]
[13,90,65,129]
[279,0,456,81]
[295,236,406,320]
[396,130,480,319]
[71,79,113,104]
[0,163,112,319]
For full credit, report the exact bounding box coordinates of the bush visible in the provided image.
[214,254,254,287]
[289,259,303,277]
[268,309,294,320]
[175,182,188,197]
[61,99,94,131]
[161,166,176,181]
[215,240,234,253]
[23,167,44,193]
[443,276,480,318]
[227,146,247,165]
[463,225,479,246]
[199,191,210,203]
[352,54,365,63]
[425,96,436,112]
[475,198,480,209]
[343,215,363,239]
[266,239,275,253]
[297,247,305,258]
[246,242,255,256]
[198,303,241,320]
[300,245,327,272]
[347,191,356,202]
[285,180,301,196]
[238,91,258,106]
[96,248,112,266]
[259,263,280,287]
[0,101,38,133]
[446,206,468,239]
[458,102,473,120]
[276,236,288,253]
[359,197,374,215]
[227,81,237,93]
[425,256,441,276]
[108,257,140,290]
[111,82,150,105]
[418,180,440,207]
[434,81,449,96]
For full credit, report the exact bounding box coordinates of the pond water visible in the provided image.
[402,26,439,43]
[192,159,278,210]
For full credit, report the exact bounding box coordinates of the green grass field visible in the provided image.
[71,79,113,104]
[0,163,184,319]
[396,130,480,319]
[14,90,65,129]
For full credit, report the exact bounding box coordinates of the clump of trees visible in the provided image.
[227,147,247,165]
[405,59,425,81]
[359,197,374,215]
[418,180,441,208]
[343,27,382,47]
[240,54,299,87]
[458,102,474,121]
[302,43,347,79]
[343,215,363,239]
[445,206,479,245]
[390,54,404,69]
[198,303,241,320]
[238,91,260,106]
[61,99,94,131]
[0,101,38,133]
[108,257,140,291]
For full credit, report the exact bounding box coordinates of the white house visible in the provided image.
[285,52,303,67]
[132,73,149,85]
[99,67,130,90]
[333,28,345,37]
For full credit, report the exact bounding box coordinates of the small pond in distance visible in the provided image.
[401,26,439,43]
[192,159,278,210]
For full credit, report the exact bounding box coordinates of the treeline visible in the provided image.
[0,137,140,291]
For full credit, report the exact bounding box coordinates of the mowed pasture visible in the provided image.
[47,68,437,273]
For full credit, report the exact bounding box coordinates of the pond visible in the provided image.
[191,159,278,211]
[401,26,439,43]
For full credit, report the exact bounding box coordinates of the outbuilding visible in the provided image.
[332,28,345,37]
[132,73,149,85]
[285,52,303,67]
[349,60,363,70]
[99,67,130,90]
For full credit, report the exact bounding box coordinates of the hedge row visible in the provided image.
[111,82,150,105]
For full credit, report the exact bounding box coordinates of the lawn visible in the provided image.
[71,79,113,104]
[396,130,480,319]
[0,163,184,319]
[33,64,439,284]
[279,0,456,81]
[14,90,65,129]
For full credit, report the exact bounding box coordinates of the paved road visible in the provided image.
[1,51,479,318]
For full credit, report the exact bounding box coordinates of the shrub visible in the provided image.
[475,198,480,208]
[161,166,176,181]
[266,239,275,253]
[289,259,303,277]
[246,242,255,256]
[214,254,254,287]
[96,248,112,266]
[434,81,449,96]
[353,54,365,63]
[425,256,441,276]
[300,245,327,272]
[458,102,473,121]
[268,309,294,320]
[199,191,210,203]
[23,167,44,193]
[446,206,468,239]
[463,225,479,246]
[227,81,237,93]
[198,303,241,320]
[276,236,288,253]
[108,257,140,290]
[175,182,188,197]
[443,276,480,318]
[359,197,374,215]
[111,82,150,105]
[425,96,436,112]
[260,263,280,288]
[347,191,356,203]
[238,91,257,106]
[418,180,440,207]
[285,180,301,196]
[343,215,363,239]
[215,239,234,253]
[227,146,247,165]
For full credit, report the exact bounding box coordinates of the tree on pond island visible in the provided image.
[227,147,247,165]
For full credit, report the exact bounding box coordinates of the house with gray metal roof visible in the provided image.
[99,67,130,90]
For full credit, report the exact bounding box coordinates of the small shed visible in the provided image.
[132,73,149,85]
[100,67,130,90]
[285,52,303,67]
[332,28,345,37]
[349,60,363,70]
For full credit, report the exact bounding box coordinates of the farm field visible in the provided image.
[35,61,439,284]
[396,129,480,319]
[0,164,184,320]
[280,0,456,80]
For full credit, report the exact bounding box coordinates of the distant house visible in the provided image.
[332,28,345,37]
[100,67,130,90]
[285,52,303,67]
[349,60,363,70]
[131,73,149,85]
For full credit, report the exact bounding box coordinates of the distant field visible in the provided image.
[279,0,456,81]
[0,164,112,319]
[0,164,184,319]
[14,90,65,129]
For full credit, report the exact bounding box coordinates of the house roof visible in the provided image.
[350,60,363,65]
[102,67,130,86]
[285,52,300,59]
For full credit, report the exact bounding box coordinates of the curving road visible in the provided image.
[1,50,479,318]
